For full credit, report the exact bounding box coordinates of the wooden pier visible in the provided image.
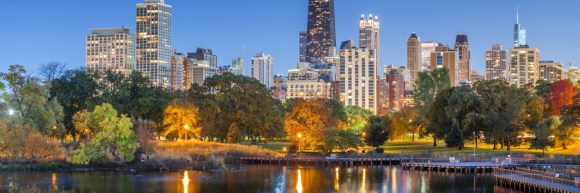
[494,168,580,193]
[401,162,512,173]
[240,156,401,167]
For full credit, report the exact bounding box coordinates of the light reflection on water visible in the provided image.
[0,166,518,193]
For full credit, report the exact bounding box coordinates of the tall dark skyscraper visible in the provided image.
[305,0,336,62]
[454,34,470,82]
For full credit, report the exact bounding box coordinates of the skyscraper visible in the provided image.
[420,41,437,72]
[509,47,540,87]
[299,31,307,62]
[136,0,172,88]
[339,47,377,113]
[430,44,459,87]
[183,59,218,89]
[86,28,135,74]
[385,65,405,111]
[251,52,274,88]
[305,0,336,62]
[514,7,527,48]
[171,51,184,90]
[539,61,564,83]
[454,34,470,82]
[485,44,508,80]
[231,58,245,76]
[189,48,217,68]
[407,33,421,86]
[359,14,380,65]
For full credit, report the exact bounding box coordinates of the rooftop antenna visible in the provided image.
[516,6,519,24]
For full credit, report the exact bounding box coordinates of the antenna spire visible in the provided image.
[516,6,519,24]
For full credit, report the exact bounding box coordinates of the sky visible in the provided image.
[1,0,579,76]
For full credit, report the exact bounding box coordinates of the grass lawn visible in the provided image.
[243,135,580,156]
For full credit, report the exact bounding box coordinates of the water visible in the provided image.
[0,166,520,193]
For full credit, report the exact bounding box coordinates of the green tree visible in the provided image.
[530,116,559,156]
[69,103,139,165]
[391,107,419,141]
[414,68,451,146]
[325,128,363,152]
[560,92,580,150]
[534,79,553,99]
[363,116,390,149]
[427,87,455,147]
[344,106,373,132]
[445,86,481,149]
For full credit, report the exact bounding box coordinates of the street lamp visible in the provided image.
[184,124,190,141]
[297,133,302,152]
[8,109,15,116]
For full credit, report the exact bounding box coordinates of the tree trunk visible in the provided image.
[562,143,567,150]
[493,139,497,150]
[432,133,437,146]
[412,132,415,141]
[475,137,478,148]
[506,136,511,151]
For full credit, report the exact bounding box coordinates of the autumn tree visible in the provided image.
[284,99,339,151]
[546,79,577,116]
[69,103,139,165]
[162,99,200,140]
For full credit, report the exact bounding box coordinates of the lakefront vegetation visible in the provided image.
[0,64,579,170]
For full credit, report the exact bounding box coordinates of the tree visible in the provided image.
[534,79,553,99]
[363,116,390,149]
[284,99,339,151]
[69,103,139,165]
[560,93,580,149]
[445,86,481,149]
[530,117,559,156]
[427,87,455,147]
[344,106,373,132]
[325,128,363,152]
[162,100,200,140]
[414,68,451,146]
[39,62,66,85]
[391,107,419,141]
[546,80,577,116]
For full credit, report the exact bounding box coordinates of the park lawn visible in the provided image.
[241,140,291,153]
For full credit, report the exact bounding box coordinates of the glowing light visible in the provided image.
[182,171,190,193]
[8,109,15,116]
[360,168,367,193]
[334,167,340,191]
[52,173,58,190]
[296,169,303,193]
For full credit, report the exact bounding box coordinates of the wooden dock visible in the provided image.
[240,156,401,167]
[401,162,514,173]
[494,168,580,193]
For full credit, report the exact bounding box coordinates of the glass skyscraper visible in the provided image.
[305,0,336,62]
[514,7,527,47]
[136,0,172,88]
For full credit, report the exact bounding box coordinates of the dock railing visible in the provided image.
[494,167,580,189]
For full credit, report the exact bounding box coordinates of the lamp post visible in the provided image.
[297,133,302,153]
[184,124,190,141]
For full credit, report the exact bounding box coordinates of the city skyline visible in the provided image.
[1,0,579,76]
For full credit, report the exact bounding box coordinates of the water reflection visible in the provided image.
[0,166,505,193]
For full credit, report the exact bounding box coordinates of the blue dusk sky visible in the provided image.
[0,0,579,76]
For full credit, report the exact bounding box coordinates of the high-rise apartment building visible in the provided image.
[286,62,331,100]
[251,52,274,88]
[430,44,459,87]
[485,44,508,80]
[407,33,421,86]
[514,7,527,48]
[86,28,135,74]
[454,34,470,82]
[299,31,307,62]
[189,48,217,68]
[305,0,336,62]
[183,59,218,89]
[509,47,540,87]
[359,14,380,65]
[136,0,172,88]
[171,52,185,90]
[420,42,437,72]
[339,47,377,113]
[567,66,580,83]
[231,58,245,76]
[471,70,485,84]
[539,61,564,83]
[385,65,405,111]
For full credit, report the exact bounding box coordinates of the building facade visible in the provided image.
[287,63,331,100]
[514,8,527,48]
[339,47,377,113]
[251,52,274,88]
[508,47,540,87]
[183,59,218,89]
[430,44,459,87]
[231,58,245,76]
[454,34,470,82]
[385,65,405,111]
[272,75,288,101]
[359,14,380,65]
[305,0,336,62]
[539,61,564,83]
[420,41,437,72]
[86,28,135,74]
[136,0,172,88]
[407,33,421,86]
[485,44,508,80]
[567,66,580,83]
[171,52,184,90]
[189,48,217,68]
[299,31,307,62]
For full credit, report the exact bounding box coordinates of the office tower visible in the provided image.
[539,61,564,83]
[231,58,245,76]
[251,52,274,88]
[339,47,378,113]
[189,48,217,68]
[420,41,437,72]
[385,65,405,111]
[509,47,540,87]
[407,33,421,86]
[271,75,288,101]
[377,77,389,115]
[299,31,307,62]
[359,14,380,65]
[454,34,470,82]
[171,52,185,90]
[183,59,218,89]
[430,44,459,87]
[514,7,527,47]
[286,62,331,100]
[86,28,135,74]
[306,0,336,62]
[485,44,508,80]
[136,0,172,88]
